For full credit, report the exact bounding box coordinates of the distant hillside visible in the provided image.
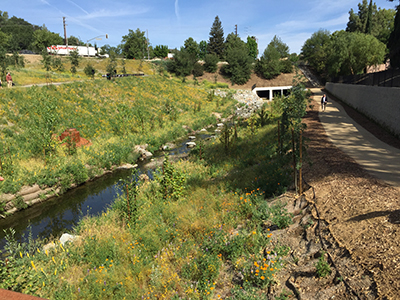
[190,64,309,90]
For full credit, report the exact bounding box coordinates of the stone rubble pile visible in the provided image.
[214,89,266,119]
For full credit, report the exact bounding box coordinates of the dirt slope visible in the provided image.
[191,65,303,90]
[298,95,400,299]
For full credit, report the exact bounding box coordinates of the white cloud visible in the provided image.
[175,0,180,21]
[66,0,89,15]
[77,7,148,20]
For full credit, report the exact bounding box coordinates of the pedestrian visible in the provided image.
[6,72,12,88]
[0,78,2,89]
[321,94,328,111]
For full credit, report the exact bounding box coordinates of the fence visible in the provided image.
[330,68,400,88]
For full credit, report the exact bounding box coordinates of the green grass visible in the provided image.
[8,55,155,86]
[0,74,236,196]
[1,111,296,299]
[0,70,310,299]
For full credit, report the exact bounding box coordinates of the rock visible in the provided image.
[22,190,45,202]
[186,142,196,148]
[1,194,15,202]
[134,144,153,160]
[212,112,222,120]
[139,174,150,182]
[59,233,79,246]
[217,123,224,127]
[162,142,176,150]
[117,164,138,170]
[188,136,196,140]
[43,242,56,251]
[182,125,193,132]
[19,184,40,196]
[200,128,207,132]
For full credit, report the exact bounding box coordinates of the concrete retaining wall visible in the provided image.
[325,83,400,137]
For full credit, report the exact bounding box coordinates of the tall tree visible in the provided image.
[246,36,258,60]
[207,16,225,59]
[327,31,386,76]
[68,36,84,46]
[255,43,282,79]
[100,44,121,56]
[0,12,40,52]
[121,28,147,59]
[346,0,396,44]
[183,37,199,58]
[32,28,63,52]
[199,40,207,60]
[301,29,331,74]
[0,29,10,50]
[224,33,245,55]
[388,3,400,67]
[153,45,169,58]
[223,42,253,85]
[270,35,290,58]
[365,0,374,34]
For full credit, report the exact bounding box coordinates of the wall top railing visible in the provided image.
[329,68,400,88]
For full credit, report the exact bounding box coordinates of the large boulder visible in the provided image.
[134,144,153,161]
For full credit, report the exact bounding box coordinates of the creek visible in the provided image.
[0,132,213,252]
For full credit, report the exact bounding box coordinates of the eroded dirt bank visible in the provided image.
[273,96,400,299]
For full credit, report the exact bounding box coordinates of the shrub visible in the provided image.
[52,57,64,72]
[204,53,219,73]
[223,46,253,85]
[160,154,185,201]
[69,50,80,74]
[270,202,293,229]
[280,59,293,73]
[315,251,331,277]
[84,63,96,78]
[166,50,197,77]
[192,62,204,77]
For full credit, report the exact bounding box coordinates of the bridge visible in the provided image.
[252,85,292,100]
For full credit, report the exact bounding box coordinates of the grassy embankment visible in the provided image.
[1,106,296,299]
[0,58,307,299]
[6,54,154,86]
[0,63,233,210]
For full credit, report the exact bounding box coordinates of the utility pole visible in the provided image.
[235,24,238,36]
[63,17,68,46]
[146,29,149,60]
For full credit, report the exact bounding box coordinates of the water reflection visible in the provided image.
[0,133,212,252]
[0,169,132,251]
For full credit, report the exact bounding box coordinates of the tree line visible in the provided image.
[301,0,399,80]
[146,16,298,85]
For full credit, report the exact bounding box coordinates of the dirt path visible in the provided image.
[299,90,400,299]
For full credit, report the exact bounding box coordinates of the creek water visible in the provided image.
[0,133,212,252]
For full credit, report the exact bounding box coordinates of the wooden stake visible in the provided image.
[292,129,297,194]
[299,131,303,195]
[126,184,131,223]
[277,120,281,154]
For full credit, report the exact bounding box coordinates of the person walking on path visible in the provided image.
[321,94,328,111]
[6,72,12,88]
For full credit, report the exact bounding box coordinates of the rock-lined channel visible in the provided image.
[0,131,215,252]
[0,89,265,252]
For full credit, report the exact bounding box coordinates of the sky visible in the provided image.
[1,0,397,55]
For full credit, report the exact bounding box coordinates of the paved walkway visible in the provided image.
[311,88,400,187]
